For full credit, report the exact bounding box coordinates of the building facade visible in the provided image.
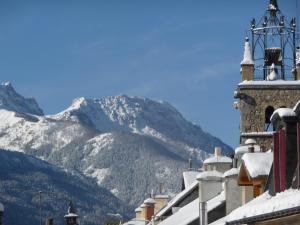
[234,0,300,151]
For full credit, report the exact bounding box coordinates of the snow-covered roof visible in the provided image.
[64,213,78,218]
[140,203,146,208]
[182,171,199,188]
[144,198,156,204]
[158,191,225,225]
[203,156,232,164]
[241,152,273,178]
[244,138,256,145]
[235,145,261,155]
[223,168,239,178]
[197,170,223,181]
[0,202,4,212]
[271,107,296,122]
[123,219,146,225]
[209,216,227,225]
[241,39,254,65]
[238,80,300,87]
[226,189,300,224]
[155,181,198,218]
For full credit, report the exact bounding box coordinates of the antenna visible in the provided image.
[188,157,192,170]
[159,183,163,194]
[297,0,300,46]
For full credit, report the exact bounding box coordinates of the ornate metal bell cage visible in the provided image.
[250,0,299,80]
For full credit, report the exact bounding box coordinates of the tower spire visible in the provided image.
[241,37,254,66]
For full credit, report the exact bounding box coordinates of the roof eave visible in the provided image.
[226,205,300,225]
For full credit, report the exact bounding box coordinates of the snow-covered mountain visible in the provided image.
[0,82,232,207]
[53,95,232,157]
[0,149,129,225]
[0,82,43,116]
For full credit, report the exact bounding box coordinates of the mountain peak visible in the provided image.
[0,81,44,116]
[2,81,12,87]
[53,94,232,156]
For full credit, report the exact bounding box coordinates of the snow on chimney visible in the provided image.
[245,139,256,153]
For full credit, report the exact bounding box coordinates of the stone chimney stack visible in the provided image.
[296,47,300,80]
[143,198,156,222]
[135,207,142,219]
[140,203,146,219]
[0,202,4,225]
[214,147,221,157]
[64,201,78,225]
[154,195,169,214]
[241,37,254,81]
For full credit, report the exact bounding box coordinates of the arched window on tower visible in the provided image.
[265,106,275,131]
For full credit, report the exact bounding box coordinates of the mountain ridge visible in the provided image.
[0,82,232,207]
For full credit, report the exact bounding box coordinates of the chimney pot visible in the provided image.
[214,147,222,157]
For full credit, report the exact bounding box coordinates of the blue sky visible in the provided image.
[0,0,297,147]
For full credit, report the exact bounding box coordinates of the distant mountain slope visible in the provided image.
[0,108,188,206]
[61,131,188,206]
[0,82,233,207]
[0,149,129,225]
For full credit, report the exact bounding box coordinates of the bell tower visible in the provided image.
[234,0,300,150]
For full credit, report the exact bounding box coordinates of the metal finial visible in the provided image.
[269,0,279,11]
[68,201,76,214]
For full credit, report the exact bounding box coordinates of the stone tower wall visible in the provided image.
[241,65,254,81]
[297,64,300,80]
[237,85,300,149]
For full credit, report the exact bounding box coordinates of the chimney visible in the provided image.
[154,194,169,214]
[140,203,146,220]
[214,147,221,157]
[188,157,192,170]
[143,198,156,222]
[45,218,54,225]
[223,168,241,215]
[197,170,223,225]
[135,207,142,219]
[233,157,238,168]
[0,202,4,225]
[240,37,254,81]
[245,139,256,153]
[64,201,78,225]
